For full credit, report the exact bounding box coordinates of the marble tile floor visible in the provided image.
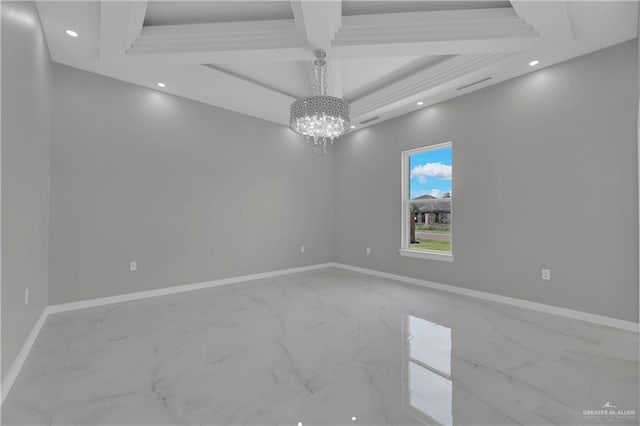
[2,268,638,425]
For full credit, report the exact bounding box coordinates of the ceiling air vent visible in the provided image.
[360,116,380,124]
[456,77,492,91]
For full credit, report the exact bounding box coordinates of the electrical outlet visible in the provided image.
[541,269,551,280]
[300,246,305,254]
[130,261,137,272]
[366,247,371,255]
[24,288,29,305]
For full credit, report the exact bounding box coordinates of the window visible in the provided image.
[400,143,453,261]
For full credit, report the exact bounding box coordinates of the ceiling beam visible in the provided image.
[293,0,316,95]
[126,19,310,65]
[340,7,527,28]
[136,19,299,40]
[192,65,295,125]
[290,0,342,51]
[100,1,147,61]
[511,1,575,42]
[330,7,539,58]
[330,38,534,59]
[291,0,343,96]
[123,6,541,64]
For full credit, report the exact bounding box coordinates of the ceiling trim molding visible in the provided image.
[343,7,524,27]
[127,2,147,51]
[203,64,300,99]
[127,19,308,62]
[510,1,575,42]
[290,0,307,41]
[100,1,147,61]
[138,18,297,38]
[330,37,534,59]
[331,7,538,58]
[180,64,295,125]
[123,46,312,66]
[37,0,637,129]
[351,53,510,118]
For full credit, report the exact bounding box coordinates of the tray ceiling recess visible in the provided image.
[37,1,638,130]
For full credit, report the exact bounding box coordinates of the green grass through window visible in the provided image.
[410,239,451,252]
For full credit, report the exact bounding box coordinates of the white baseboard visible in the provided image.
[331,263,640,333]
[1,263,333,406]
[1,308,48,404]
[2,261,637,407]
[47,263,334,314]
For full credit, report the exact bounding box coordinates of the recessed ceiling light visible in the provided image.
[157,82,166,88]
[352,417,357,421]
[529,60,540,66]
[417,101,424,106]
[350,125,356,129]
[65,29,79,38]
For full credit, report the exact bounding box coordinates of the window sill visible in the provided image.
[398,249,455,262]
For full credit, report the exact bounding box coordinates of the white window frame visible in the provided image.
[399,142,454,262]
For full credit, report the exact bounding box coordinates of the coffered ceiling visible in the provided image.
[36,1,638,130]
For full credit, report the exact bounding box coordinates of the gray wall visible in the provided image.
[1,2,51,378]
[335,40,639,323]
[26,26,640,322]
[49,64,334,304]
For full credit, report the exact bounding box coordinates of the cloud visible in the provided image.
[410,188,452,199]
[429,189,445,198]
[430,189,452,198]
[410,162,452,181]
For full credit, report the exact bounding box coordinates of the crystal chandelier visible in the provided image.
[290,49,351,154]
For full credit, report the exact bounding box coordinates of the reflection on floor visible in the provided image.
[2,268,638,425]
[406,316,453,425]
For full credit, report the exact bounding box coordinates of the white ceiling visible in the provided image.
[36,1,638,132]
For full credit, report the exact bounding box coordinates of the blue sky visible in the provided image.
[409,146,452,199]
